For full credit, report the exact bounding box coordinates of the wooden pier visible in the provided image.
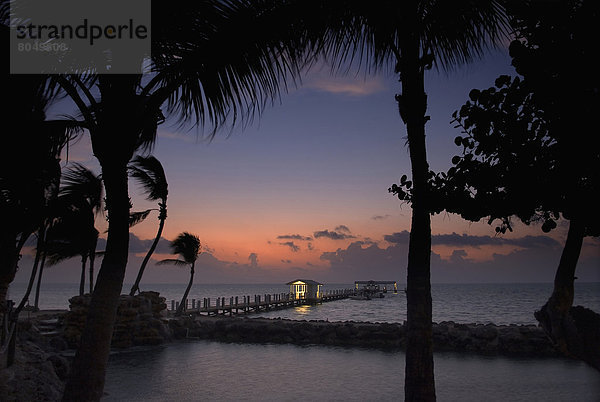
[167,289,354,316]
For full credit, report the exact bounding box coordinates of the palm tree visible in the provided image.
[2,97,81,318]
[309,1,509,399]
[28,163,104,310]
[58,163,104,294]
[0,75,81,314]
[60,2,312,399]
[158,232,201,316]
[43,219,100,297]
[128,155,169,296]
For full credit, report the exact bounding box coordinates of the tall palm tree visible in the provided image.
[128,155,169,296]
[158,232,201,316]
[309,1,509,399]
[60,2,312,399]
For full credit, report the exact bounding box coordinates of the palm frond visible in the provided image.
[421,0,509,72]
[60,163,104,213]
[147,0,311,135]
[129,209,153,227]
[168,232,201,264]
[304,0,509,76]
[156,258,189,267]
[128,155,168,201]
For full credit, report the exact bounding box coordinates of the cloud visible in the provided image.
[248,253,259,268]
[305,76,385,96]
[281,259,292,264]
[314,229,356,240]
[277,234,313,241]
[449,249,468,263]
[307,242,314,251]
[384,231,409,244]
[383,230,561,249]
[318,240,600,283]
[335,225,351,233]
[371,214,392,221]
[280,241,300,252]
[432,232,561,248]
[126,233,172,254]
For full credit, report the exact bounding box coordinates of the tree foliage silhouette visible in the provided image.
[157,232,201,317]
[43,164,104,297]
[128,155,169,296]
[390,0,600,369]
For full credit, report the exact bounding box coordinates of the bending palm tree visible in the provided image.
[128,155,168,296]
[158,232,201,317]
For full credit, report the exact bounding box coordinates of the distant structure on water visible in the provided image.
[286,279,323,302]
[354,280,398,296]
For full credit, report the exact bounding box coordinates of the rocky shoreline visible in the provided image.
[169,315,559,357]
[60,292,561,357]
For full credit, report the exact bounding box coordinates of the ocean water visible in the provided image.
[9,282,600,325]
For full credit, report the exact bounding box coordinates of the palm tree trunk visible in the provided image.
[535,218,585,356]
[0,231,25,313]
[14,228,46,316]
[175,263,195,316]
[79,254,88,296]
[89,235,98,294]
[62,162,131,401]
[33,252,47,310]
[130,215,165,296]
[89,251,96,294]
[400,14,436,401]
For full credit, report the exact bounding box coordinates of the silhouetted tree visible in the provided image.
[314,1,508,399]
[128,156,168,296]
[391,0,599,370]
[158,232,201,316]
[0,89,80,317]
[44,213,100,297]
[39,164,104,300]
[0,1,83,314]
[60,2,311,399]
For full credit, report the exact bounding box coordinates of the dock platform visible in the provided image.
[168,289,354,317]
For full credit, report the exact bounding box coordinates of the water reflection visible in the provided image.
[104,340,600,401]
[293,305,311,317]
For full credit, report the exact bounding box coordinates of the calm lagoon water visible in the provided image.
[103,340,600,401]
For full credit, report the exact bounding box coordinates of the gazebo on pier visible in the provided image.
[286,279,323,301]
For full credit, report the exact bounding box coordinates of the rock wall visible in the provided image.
[169,316,559,357]
[64,291,170,348]
[0,316,69,401]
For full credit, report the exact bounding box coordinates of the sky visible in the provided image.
[13,46,600,286]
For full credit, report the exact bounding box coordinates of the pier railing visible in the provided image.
[167,289,355,316]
